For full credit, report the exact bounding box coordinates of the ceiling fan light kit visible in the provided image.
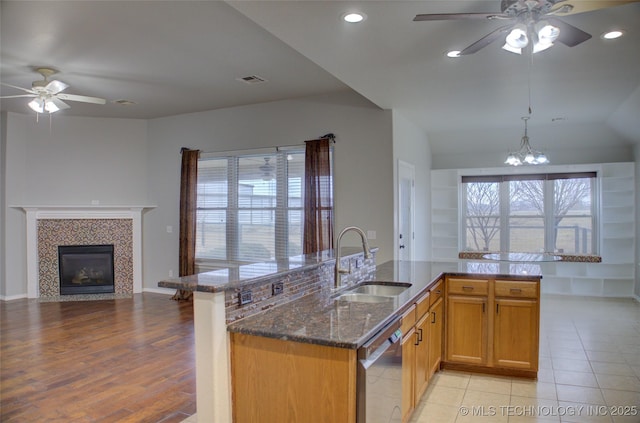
[414,0,619,56]
[0,67,106,115]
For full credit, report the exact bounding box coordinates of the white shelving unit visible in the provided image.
[430,163,636,298]
[431,170,459,260]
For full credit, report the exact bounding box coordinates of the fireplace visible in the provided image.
[58,245,115,295]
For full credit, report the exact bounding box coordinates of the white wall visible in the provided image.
[1,113,6,298]
[2,112,148,298]
[144,91,394,290]
[430,123,633,169]
[392,110,432,261]
[635,144,640,299]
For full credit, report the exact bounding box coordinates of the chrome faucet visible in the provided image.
[334,226,372,290]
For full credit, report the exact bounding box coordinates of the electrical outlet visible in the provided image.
[354,257,363,268]
[272,281,284,296]
[239,290,252,306]
[168,269,173,277]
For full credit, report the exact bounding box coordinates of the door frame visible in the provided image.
[397,159,415,262]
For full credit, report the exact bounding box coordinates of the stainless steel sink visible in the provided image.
[335,293,395,303]
[351,282,412,296]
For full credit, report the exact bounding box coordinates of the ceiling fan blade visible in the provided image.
[547,17,592,47]
[0,94,37,99]
[413,13,508,21]
[0,82,37,94]
[57,93,106,105]
[50,97,70,110]
[459,24,513,55]
[45,80,69,95]
[551,0,639,15]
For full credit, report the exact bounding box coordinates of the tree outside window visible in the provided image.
[463,173,596,254]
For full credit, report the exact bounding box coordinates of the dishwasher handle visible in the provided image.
[358,318,402,367]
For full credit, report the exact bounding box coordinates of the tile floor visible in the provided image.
[410,295,640,423]
[183,295,640,423]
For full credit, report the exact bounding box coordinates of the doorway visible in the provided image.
[397,160,415,262]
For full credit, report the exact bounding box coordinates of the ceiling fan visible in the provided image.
[413,0,630,55]
[0,67,106,113]
[260,157,275,180]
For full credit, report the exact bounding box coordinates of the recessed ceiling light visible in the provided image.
[602,30,624,40]
[343,12,366,23]
[446,50,461,58]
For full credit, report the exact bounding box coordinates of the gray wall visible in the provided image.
[2,113,148,298]
[143,91,395,291]
[1,113,6,298]
[392,110,432,261]
[636,144,640,299]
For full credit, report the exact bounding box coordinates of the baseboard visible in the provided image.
[143,287,176,296]
[0,294,28,302]
[633,294,640,304]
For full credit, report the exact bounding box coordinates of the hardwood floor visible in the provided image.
[0,293,196,423]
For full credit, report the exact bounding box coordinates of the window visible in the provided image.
[462,172,597,254]
[196,149,324,263]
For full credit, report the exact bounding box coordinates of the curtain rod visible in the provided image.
[196,133,336,156]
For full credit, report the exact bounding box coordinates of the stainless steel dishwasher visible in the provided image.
[356,317,403,423]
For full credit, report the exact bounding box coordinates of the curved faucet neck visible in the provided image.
[334,226,372,290]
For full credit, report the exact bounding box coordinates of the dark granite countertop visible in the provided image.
[226,260,541,350]
[158,248,368,293]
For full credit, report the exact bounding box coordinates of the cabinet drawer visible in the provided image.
[495,280,538,298]
[401,305,416,335]
[429,279,444,307]
[416,292,430,320]
[447,278,489,296]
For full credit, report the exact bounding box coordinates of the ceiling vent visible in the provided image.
[236,75,268,85]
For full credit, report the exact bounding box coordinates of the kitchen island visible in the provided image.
[159,255,541,422]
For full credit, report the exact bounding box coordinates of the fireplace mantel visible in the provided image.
[15,205,155,298]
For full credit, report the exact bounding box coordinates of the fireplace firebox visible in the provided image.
[58,245,115,295]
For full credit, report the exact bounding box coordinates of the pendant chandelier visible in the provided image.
[505,50,549,166]
[504,116,548,166]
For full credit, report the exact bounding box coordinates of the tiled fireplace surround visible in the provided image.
[22,207,145,299]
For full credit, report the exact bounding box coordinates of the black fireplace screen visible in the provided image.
[58,245,115,295]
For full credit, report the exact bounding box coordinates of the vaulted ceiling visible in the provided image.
[1,1,639,153]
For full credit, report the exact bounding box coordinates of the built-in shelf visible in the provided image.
[431,163,636,298]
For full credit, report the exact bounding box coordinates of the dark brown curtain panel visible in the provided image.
[303,139,334,254]
[173,147,200,301]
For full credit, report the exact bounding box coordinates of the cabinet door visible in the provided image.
[414,314,430,401]
[446,295,487,365]
[493,298,539,370]
[401,328,416,423]
[427,296,443,377]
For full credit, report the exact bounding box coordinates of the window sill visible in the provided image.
[458,251,602,263]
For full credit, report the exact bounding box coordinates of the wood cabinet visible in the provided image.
[444,276,539,378]
[231,332,357,423]
[493,280,539,371]
[400,291,432,423]
[400,305,417,423]
[427,294,443,377]
[446,294,487,365]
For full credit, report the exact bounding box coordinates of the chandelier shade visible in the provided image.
[505,117,549,166]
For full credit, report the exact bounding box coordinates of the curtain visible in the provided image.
[172,147,200,301]
[303,138,334,254]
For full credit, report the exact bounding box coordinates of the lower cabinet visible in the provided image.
[444,276,540,378]
[427,295,443,377]
[401,278,446,423]
[401,324,416,423]
[230,333,357,423]
[446,294,487,365]
[493,281,539,370]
